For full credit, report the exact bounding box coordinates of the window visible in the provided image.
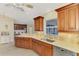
[46,19,58,35]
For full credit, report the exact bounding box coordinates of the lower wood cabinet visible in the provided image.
[32,39,53,56]
[15,37,53,56]
[15,37,21,47]
[15,37,32,49]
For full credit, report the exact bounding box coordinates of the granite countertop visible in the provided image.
[15,33,79,53]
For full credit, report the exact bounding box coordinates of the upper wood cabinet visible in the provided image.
[56,3,79,32]
[14,24,27,30]
[34,16,44,31]
[57,10,66,31]
[67,6,77,31]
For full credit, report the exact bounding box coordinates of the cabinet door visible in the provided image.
[36,19,40,31]
[67,6,77,31]
[32,41,39,53]
[37,43,44,56]
[32,39,53,56]
[15,37,21,47]
[15,38,18,47]
[20,38,25,48]
[58,10,66,31]
[38,41,53,56]
[25,38,30,49]
[32,39,42,55]
[34,16,43,31]
[40,44,53,56]
[38,45,44,56]
[39,19,43,31]
[34,19,38,31]
[15,37,31,49]
[45,46,53,56]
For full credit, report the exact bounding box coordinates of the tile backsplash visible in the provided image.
[59,32,79,40]
[45,32,79,44]
[35,31,44,35]
[57,32,79,46]
[34,31,45,38]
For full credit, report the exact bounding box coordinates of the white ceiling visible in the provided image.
[0,3,68,25]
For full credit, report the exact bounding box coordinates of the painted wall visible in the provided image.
[46,19,57,26]
[43,3,69,20]
[43,11,57,20]
[0,15,14,43]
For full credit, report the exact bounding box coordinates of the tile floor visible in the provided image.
[0,43,39,56]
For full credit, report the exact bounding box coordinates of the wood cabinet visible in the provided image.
[15,37,32,49]
[15,37,53,56]
[56,3,79,32]
[32,39,53,56]
[67,6,77,31]
[15,37,21,47]
[14,24,27,30]
[57,10,66,31]
[25,37,32,49]
[34,16,44,31]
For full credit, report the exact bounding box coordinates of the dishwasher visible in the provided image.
[53,46,77,56]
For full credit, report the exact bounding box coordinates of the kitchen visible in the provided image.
[0,3,79,56]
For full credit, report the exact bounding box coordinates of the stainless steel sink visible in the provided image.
[41,37,55,43]
[46,39,55,43]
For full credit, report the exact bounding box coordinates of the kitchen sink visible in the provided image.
[41,36,55,43]
[46,39,55,43]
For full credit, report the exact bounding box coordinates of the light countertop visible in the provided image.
[15,33,79,53]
